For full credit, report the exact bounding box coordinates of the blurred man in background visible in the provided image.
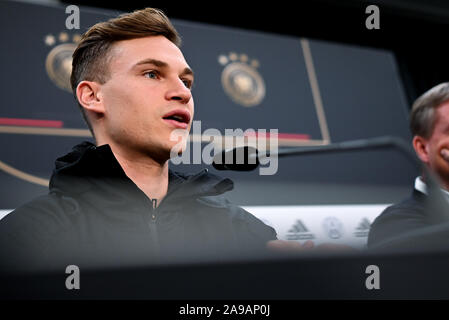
[368,82,449,248]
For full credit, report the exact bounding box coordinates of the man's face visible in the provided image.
[421,101,449,183]
[99,35,194,161]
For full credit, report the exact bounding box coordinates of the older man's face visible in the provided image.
[99,35,194,161]
[423,101,449,184]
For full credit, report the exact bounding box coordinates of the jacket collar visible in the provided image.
[49,141,234,200]
[414,176,449,199]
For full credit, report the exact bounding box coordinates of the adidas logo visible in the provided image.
[353,218,371,237]
[287,220,315,240]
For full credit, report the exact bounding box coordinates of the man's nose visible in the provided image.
[165,79,192,104]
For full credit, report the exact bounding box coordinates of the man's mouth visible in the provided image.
[162,109,191,129]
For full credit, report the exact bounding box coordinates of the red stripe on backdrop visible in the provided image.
[0,117,64,128]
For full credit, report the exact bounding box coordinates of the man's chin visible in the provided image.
[167,133,189,158]
[168,145,187,159]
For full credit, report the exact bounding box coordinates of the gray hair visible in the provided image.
[410,82,449,138]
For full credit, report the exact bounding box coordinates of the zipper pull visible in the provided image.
[151,198,158,209]
[150,198,158,221]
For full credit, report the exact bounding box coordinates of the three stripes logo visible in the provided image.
[353,218,371,237]
[287,220,315,240]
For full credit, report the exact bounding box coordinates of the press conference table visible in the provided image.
[1,248,449,300]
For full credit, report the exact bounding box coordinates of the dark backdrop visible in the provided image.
[63,0,449,104]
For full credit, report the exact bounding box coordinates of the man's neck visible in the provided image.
[102,143,169,206]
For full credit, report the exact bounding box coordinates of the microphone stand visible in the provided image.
[257,136,419,169]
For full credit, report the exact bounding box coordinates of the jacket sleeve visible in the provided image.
[0,194,73,272]
[228,202,278,250]
[367,203,427,248]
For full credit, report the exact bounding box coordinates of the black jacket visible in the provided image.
[0,142,276,272]
[367,189,427,248]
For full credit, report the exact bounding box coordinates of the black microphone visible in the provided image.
[212,146,259,171]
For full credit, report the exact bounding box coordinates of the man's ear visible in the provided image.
[413,135,430,164]
[76,81,105,118]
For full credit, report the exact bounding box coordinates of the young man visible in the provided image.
[368,82,449,248]
[0,8,276,272]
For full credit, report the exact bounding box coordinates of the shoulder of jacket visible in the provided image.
[0,193,79,235]
[369,196,427,237]
[196,197,276,238]
[195,195,231,208]
[379,196,425,218]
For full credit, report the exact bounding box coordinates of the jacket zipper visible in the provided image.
[146,197,160,258]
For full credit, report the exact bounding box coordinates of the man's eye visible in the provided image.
[144,71,158,79]
[182,79,193,89]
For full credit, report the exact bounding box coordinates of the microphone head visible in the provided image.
[212,146,259,171]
